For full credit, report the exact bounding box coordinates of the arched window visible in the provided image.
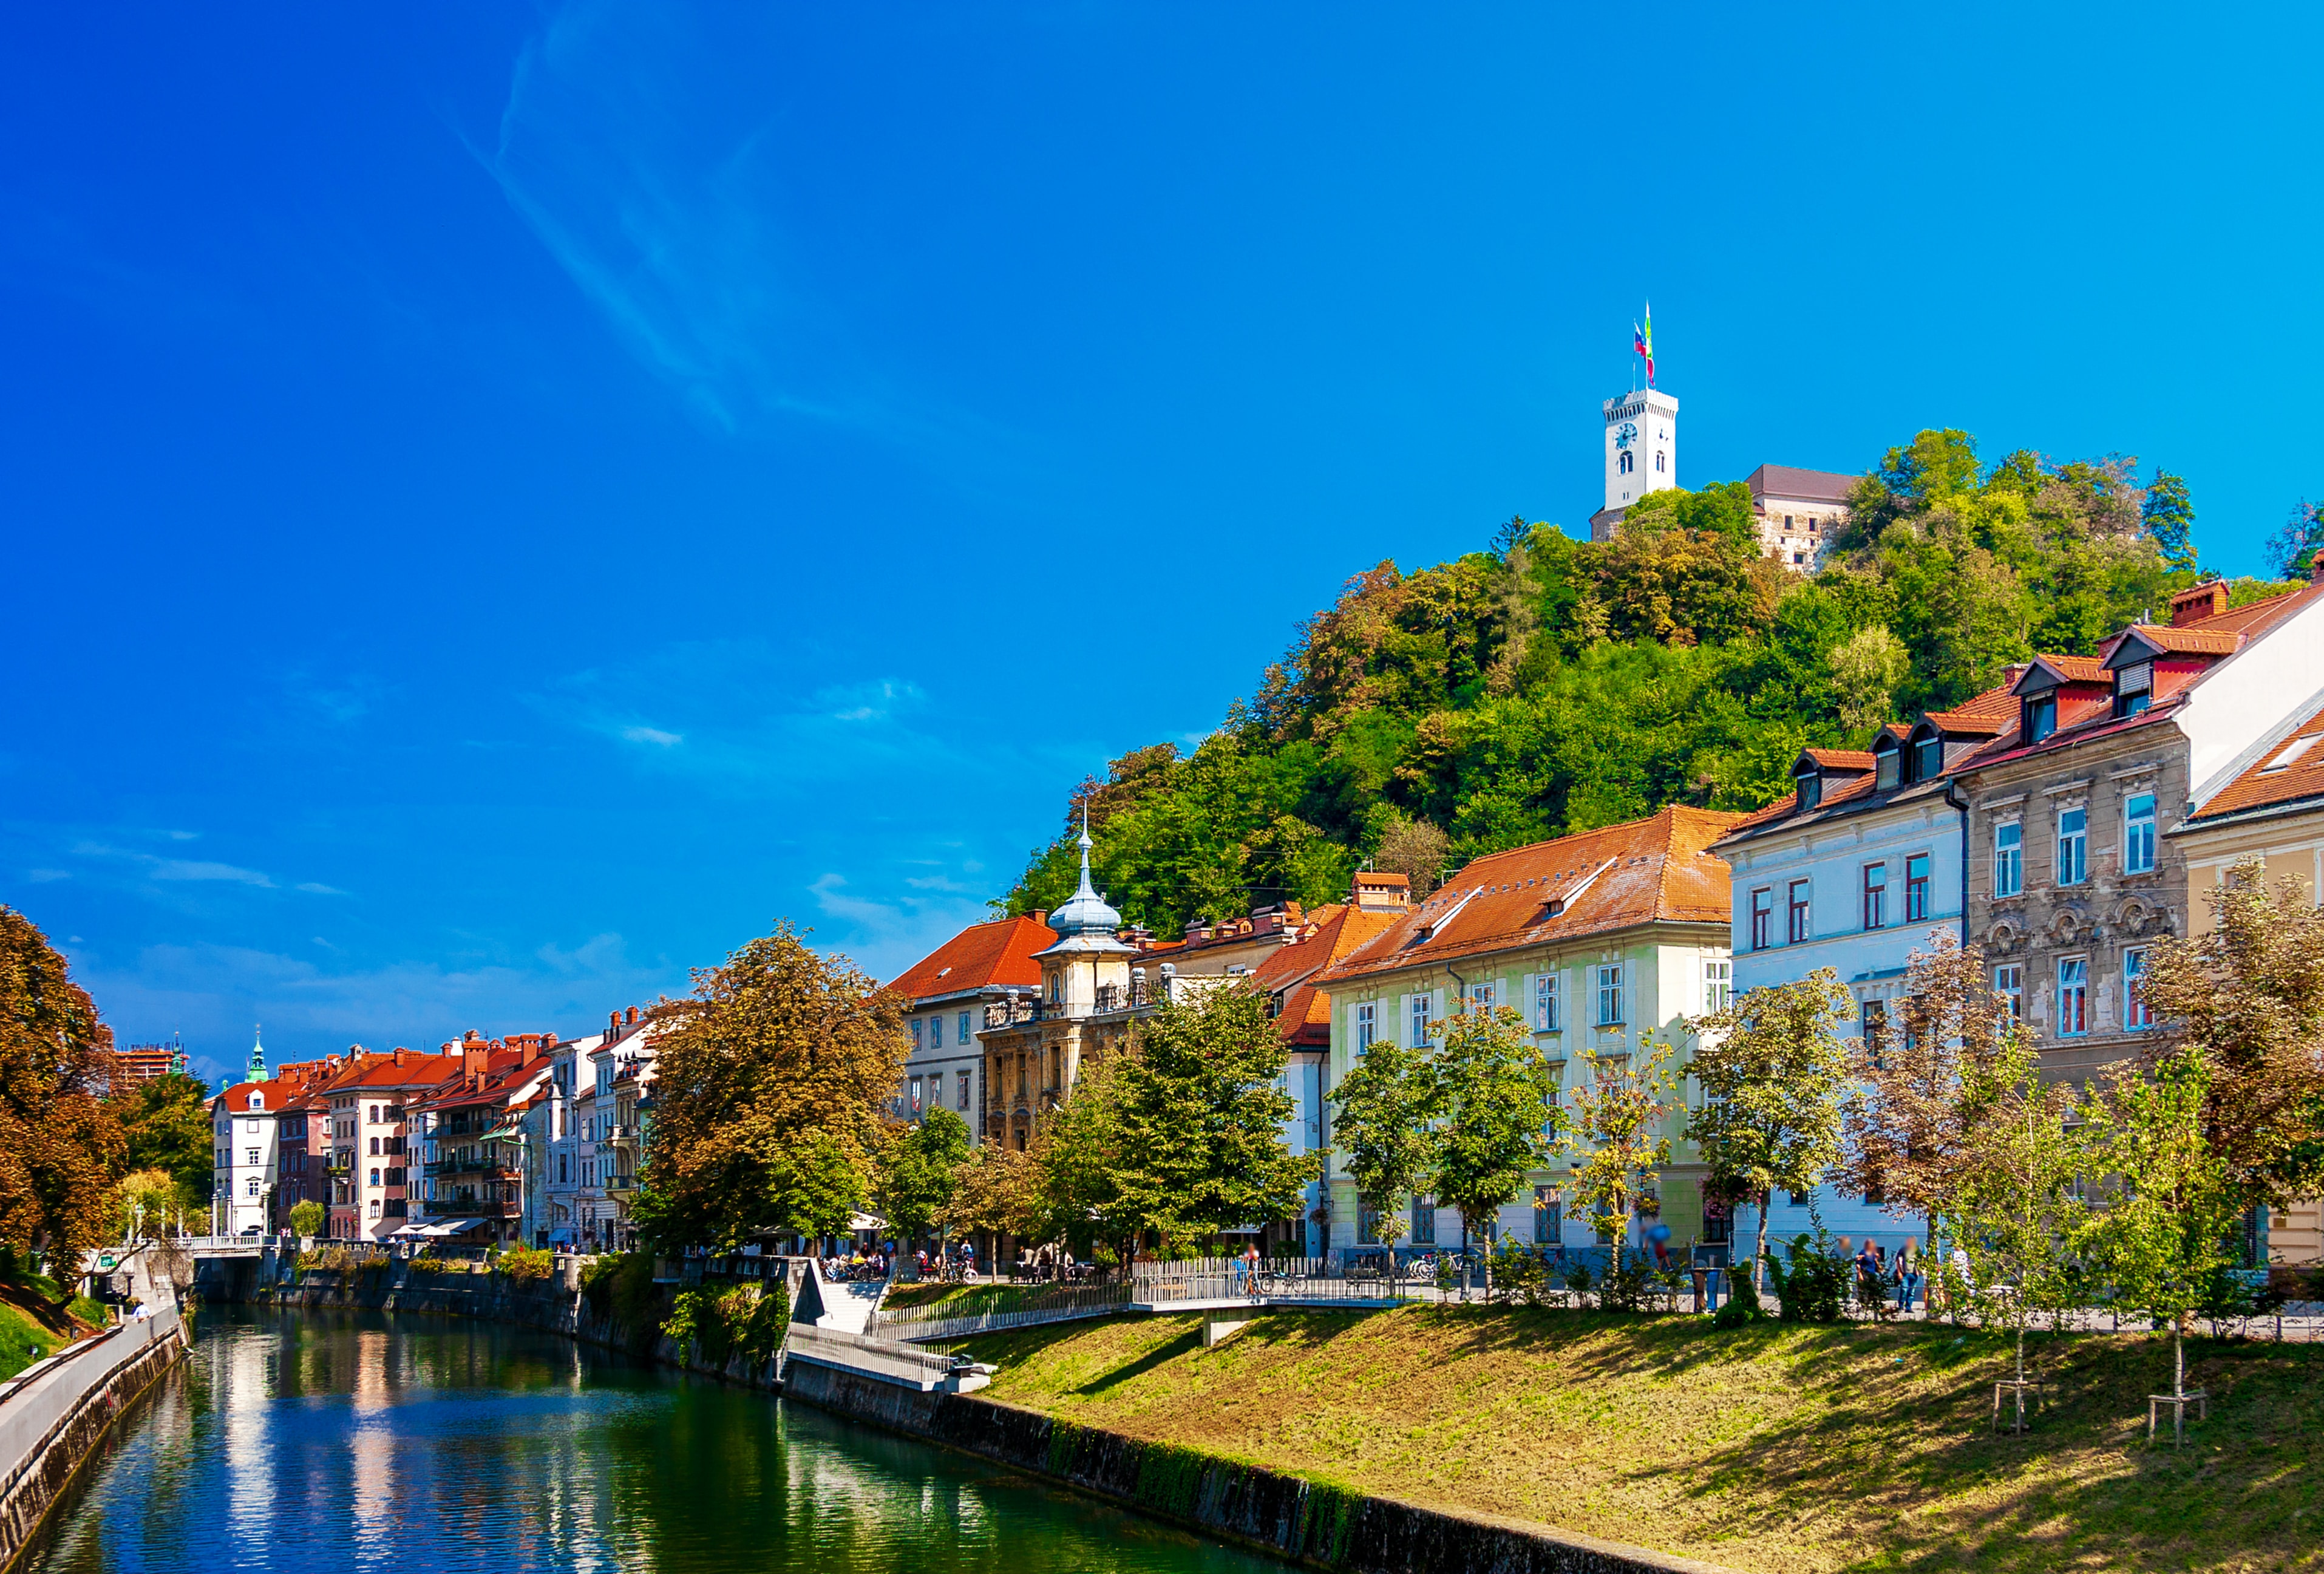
[1654,451,1665,472]
[245,1178,258,1196]
[1617,450,1634,474]
[369,1168,380,1186]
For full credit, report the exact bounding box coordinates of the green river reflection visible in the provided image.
[27,1307,1276,1574]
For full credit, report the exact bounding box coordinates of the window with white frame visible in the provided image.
[2124,947,2153,1029]
[2057,956,2089,1036]
[1410,1196,1436,1244]
[1595,965,1624,1026]
[2057,807,2088,885]
[929,1015,943,1049]
[1995,821,2022,897]
[1532,973,1560,1032]
[1471,981,1496,1014]
[1354,1001,1376,1051]
[911,1018,924,1053]
[957,1070,971,1111]
[1409,993,1432,1047]
[2124,792,2157,875]
[1704,958,1732,1014]
[1995,964,2023,1020]
[959,1010,972,1043]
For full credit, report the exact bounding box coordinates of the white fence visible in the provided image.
[1132,1255,1412,1303]
[872,1283,1132,1342]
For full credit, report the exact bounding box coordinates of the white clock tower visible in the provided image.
[1588,386,1679,541]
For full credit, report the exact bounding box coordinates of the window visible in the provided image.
[957,1071,971,1111]
[1048,973,1061,1005]
[1596,965,1625,1026]
[1787,879,1812,944]
[1749,888,1773,950]
[2124,792,2156,875]
[246,1147,259,1166]
[2115,661,2152,718]
[1411,1196,1436,1245]
[1357,1201,1381,1247]
[1905,853,1931,921]
[1875,741,1900,790]
[246,1177,259,1196]
[369,1137,379,1156]
[1915,737,1942,781]
[1703,958,1732,1014]
[1410,994,1432,1048]
[1534,1187,1561,1245]
[2124,947,2153,1030]
[2058,808,2088,885]
[1995,822,2023,898]
[908,1076,923,1114]
[2026,695,2057,743]
[1471,981,1496,1014]
[1654,450,1665,472]
[1795,768,1823,810]
[1354,1001,1377,1051]
[1862,863,1888,930]
[368,1200,380,1219]
[2057,957,2089,1037]
[959,1010,972,1043]
[1617,449,1634,474]
[368,1168,380,1187]
[1532,974,1561,1032]
[928,1015,942,1049]
[1861,1000,1888,1062]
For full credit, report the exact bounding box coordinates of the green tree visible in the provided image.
[2079,1049,2243,1438]
[1687,969,1852,1293]
[113,1168,180,1240]
[633,924,905,1251]
[1937,1034,2093,1415]
[1427,1006,1563,1299]
[1028,1047,1134,1258]
[1328,1030,1436,1253]
[288,1199,324,1239]
[0,905,125,1283]
[118,1071,214,1211]
[875,1106,973,1247]
[2141,469,2197,571]
[2265,499,2324,579]
[1113,984,1319,1249]
[1564,1034,1680,1260]
[2139,858,2324,1214]
[1826,624,1908,735]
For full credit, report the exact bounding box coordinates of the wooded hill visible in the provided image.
[1002,429,2303,940]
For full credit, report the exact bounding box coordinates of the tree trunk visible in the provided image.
[2173,1321,2185,1400]
[1480,1215,1493,1302]
[1754,1189,1770,1294]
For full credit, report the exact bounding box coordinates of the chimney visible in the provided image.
[610,1010,621,1037]
[463,1036,488,1081]
[626,1007,639,1026]
[392,1048,403,1066]
[2170,581,2229,627]
[1030,910,1047,925]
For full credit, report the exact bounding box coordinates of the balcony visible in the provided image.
[424,1159,520,1181]
[606,1123,638,1145]
[430,1196,523,1220]
[605,1172,638,1197]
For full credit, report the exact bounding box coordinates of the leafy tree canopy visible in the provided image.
[999,429,2283,941]
[0,905,124,1280]
[117,1071,214,1211]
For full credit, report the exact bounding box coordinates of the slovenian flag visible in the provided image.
[1633,302,1654,386]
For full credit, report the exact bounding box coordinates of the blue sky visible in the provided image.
[5,5,2320,1083]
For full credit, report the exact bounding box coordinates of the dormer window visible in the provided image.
[1795,766,1822,810]
[2114,661,2152,718]
[1874,739,1900,791]
[2025,695,2056,743]
[1914,735,1942,781]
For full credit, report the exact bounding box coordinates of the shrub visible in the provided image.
[498,1245,554,1283]
[581,1253,662,1348]
[1764,1234,1848,1323]
[664,1279,792,1368]
[406,1254,448,1275]
[1711,1265,1765,1329]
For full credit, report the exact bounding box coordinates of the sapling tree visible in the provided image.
[1329,1029,1437,1258]
[1687,969,1852,1292]
[1936,1032,2093,1419]
[1565,1034,1680,1275]
[2078,1047,2243,1437]
[1427,1005,1565,1300]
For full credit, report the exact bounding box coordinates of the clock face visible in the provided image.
[1614,421,1637,449]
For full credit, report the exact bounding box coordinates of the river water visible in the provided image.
[26,1307,1276,1574]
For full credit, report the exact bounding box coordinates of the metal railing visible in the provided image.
[872,1281,1132,1341]
[783,1323,962,1382]
[1132,1255,1415,1303]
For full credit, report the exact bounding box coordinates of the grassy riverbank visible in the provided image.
[954,1305,2323,1573]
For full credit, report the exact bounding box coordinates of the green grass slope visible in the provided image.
[957,1305,2323,1573]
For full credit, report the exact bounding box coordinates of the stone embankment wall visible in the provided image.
[780,1360,1739,1574]
[243,1253,786,1391]
[0,1315,188,1573]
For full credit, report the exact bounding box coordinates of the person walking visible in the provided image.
[1240,1241,1263,1300]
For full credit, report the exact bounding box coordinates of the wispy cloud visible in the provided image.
[151,859,274,887]
[27,869,69,883]
[69,841,345,898]
[621,725,684,746]
[294,882,348,896]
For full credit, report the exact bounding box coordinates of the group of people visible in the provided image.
[820,1246,890,1283]
[911,1241,979,1282]
[1847,1238,1928,1312]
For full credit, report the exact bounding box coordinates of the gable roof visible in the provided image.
[886,914,1057,1003]
[1318,806,1741,986]
[1251,902,1405,1046]
[2184,697,2324,825]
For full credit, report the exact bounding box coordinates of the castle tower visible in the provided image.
[1588,386,1679,542]
[247,1025,268,1085]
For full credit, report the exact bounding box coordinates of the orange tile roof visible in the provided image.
[886,914,1057,1001]
[1925,680,2019,733]
[1801,749,1876,771]
[2187,699,2324,823]
[2117,624,2247,658]
[1319,806,1742,985]
[2193,581,2320,641]
[314,1051,464,1095]
[2022,653,2110,686]
[1251,902,1405,1046]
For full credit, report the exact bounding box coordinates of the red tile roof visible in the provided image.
[2021,653,2110,686]
[1319,806,1742,985]
[1801,749,1876,772]
[1251,902,1406,1046]
[2187,699,2324,823]
[1925,681,2019,734]
[2116,624,2247,658]
[885,914,1057,1001]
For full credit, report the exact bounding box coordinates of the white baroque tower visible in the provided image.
[1588,386,1679,541]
